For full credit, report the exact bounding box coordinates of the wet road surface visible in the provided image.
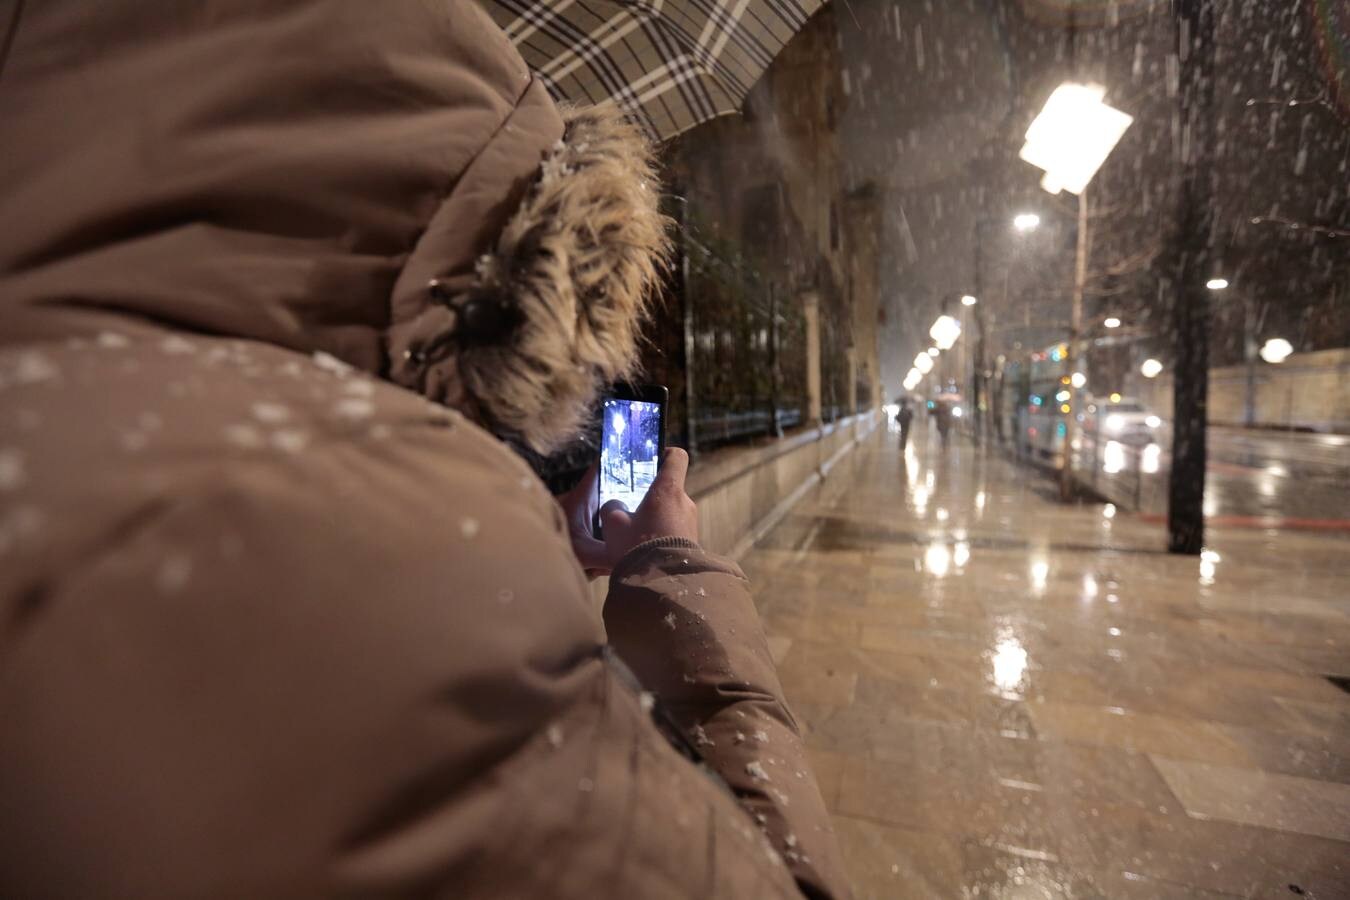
[1064,425,1350,529]
[741,421,1350,898]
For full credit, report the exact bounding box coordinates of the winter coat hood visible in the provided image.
[0,0,666,453]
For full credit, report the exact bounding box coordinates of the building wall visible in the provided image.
[1135,349,1350,433]
[659,6,882,424]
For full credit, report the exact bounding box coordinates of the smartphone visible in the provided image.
[595,384,668,538]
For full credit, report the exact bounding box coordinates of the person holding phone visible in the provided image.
[0,3,848,898]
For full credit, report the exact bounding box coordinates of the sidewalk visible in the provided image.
[740,421,1350,898]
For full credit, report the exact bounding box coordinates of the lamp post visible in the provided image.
[1018,82,1133,501]
[970,213,1040,445]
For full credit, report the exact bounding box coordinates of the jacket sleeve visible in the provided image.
[603,538,850,900]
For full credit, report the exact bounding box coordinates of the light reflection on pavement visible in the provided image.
[742,419,1350,899]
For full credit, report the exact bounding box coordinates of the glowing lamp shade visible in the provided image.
[903,368,923,391]
[930,315,962,350]
[1104,317,1121,329]
[1013,213,1040,232]
[961,295,978,306]
[914,353,934,374]
[1206,278,1229,291]
[1070,372,1087,389]
[1020,83,1134,196]
[1259,338,1293,364]
[927,347,940,357]
[1140,358,1163,379]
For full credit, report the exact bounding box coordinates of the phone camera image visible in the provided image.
[600,398,662,512]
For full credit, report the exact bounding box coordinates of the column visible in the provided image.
[803,291,822,426]
[846,346,858,416]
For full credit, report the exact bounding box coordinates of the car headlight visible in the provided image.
[1105,414,1125,433]
[1145,415,1161,428]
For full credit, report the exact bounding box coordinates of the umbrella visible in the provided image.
[482,0,827,142]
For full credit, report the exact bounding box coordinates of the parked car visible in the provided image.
[1082,395,1163,445]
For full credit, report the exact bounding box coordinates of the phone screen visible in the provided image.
[598,397,663,513]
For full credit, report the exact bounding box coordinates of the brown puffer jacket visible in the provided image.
[0,3,849,898]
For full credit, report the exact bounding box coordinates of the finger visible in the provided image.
[572,461,601,514]
[573,534,610,571]
[600,499,632,532]
[561,461,599,503]
[651,447,689,494]
[578,460,600,492]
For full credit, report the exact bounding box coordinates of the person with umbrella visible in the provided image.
[895,399,915,450]
[0,2,847,899]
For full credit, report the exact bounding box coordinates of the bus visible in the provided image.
[1002,342,1073,464]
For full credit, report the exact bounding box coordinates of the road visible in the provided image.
[1075,426,1350,529]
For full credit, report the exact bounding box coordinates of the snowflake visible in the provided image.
[251,402,290,424]
[311,351,353,377]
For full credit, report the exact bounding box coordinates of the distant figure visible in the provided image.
[895,400,914,450]
[935,402,953,448]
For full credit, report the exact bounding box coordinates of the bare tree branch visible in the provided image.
[1248,215,1350,239]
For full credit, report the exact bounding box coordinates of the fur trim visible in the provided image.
[456,104,670,454]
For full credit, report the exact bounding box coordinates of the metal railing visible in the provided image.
[693,405,804,447]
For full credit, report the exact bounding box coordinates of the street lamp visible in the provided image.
[1140,358,1164,379]
[1259,338,1293,364]
[1070,372,1087,389]
[927,347,940,357]
[1103,317,1121,329]
[1013,213,1041,232]
[1206,278,1229,291]
[930,315,962,350]
[961,294,978,306]
[1020,82,1133,500]
[914,352,934,374]
[1019,84,1134,196]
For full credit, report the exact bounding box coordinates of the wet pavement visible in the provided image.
[740,420,1350,899]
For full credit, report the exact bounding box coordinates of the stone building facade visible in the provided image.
[647,4,884,451]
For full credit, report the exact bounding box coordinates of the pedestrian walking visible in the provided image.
[895,399,915,450]
[935,402,953,448]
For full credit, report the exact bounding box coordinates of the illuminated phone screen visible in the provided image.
[598,398,662,512]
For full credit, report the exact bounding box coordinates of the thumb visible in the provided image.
[600,499,632,533]
[650,447,690,496]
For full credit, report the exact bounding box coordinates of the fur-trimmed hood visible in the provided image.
[2,0,666,455]
[387,104,669,454]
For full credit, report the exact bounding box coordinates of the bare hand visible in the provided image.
[556,463,612,577]
[600,448,699,566]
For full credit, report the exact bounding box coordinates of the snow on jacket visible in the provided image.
[0,2,849,898]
